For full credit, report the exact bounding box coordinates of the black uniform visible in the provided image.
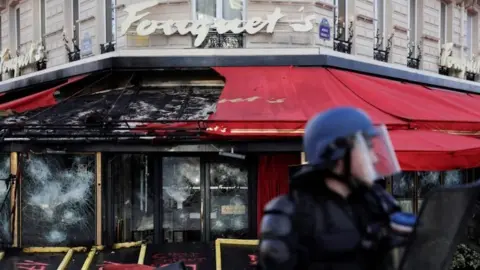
[258,176,402,270]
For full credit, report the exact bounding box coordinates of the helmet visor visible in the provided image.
[352,125,401,184]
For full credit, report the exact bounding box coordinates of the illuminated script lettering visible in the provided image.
[15,260,49,270]
[121,0,316,47]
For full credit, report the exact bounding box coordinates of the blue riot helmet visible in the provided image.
[302,106,400,187]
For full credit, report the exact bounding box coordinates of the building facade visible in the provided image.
[0,0,479,269]
[0,0,479,81]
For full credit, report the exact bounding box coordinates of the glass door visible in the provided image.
[162,157,202,243]
[208,160,249,240]
[160,156,252,243]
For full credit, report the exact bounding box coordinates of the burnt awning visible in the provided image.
[0,71,222,141]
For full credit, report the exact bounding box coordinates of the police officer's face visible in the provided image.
[349,146,378,186]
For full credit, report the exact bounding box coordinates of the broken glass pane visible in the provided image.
[209,161,249,240]
[162,157,201,243]
[109,154,154,243]
[392,172,414,213]
[0,154,10,246]
[21,154,95,246]
[444,170,464,186]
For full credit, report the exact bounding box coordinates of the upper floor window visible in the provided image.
[15,7,20,50]
[105,0,116,43]
[440,2,447,45]
[334,0,348,40]
[196,0,244,20]
[72,0,79,44]
[409,0,417,52]
[465,13,474,59]
[374,0,385,48]
[40,0,46,39]
[0,17,2,52]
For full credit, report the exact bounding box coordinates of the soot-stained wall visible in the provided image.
[20,154,95,247]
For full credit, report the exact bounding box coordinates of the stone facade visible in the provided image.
[0,0,478,81]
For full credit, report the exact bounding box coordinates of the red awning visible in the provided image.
[390,130,480,171]
[0,75,88,113]
[209,66,407,136]
[328,68,480,131]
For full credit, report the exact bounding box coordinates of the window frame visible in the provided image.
[103,153,258,246]
[334,0,349,40]
[373,0,386,49]
[72,0,79,45]
[388,169,476,214]
[465,13,474,59]
[408,0,417,54]
[15,7,20,50]
[105,0,116,44]
[40,0,46,40]
[440,1,448,46]
[192,0,247,21]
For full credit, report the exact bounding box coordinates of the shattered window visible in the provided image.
[209,161,249,240]
[109,154,154,243]
[21,154,95,246]
[392,172,414,213]
[0,154,10,246]
[417,171,441,211]
[162,157,201,243]
[444,170,465,186]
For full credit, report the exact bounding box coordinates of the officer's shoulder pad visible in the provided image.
[264,195,295,215]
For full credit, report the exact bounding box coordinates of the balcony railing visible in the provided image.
[466,71,477,81]
[63,33,81,63]
[100,42,116,54]
[373,29,393,63]
[199,32,244,48]
[407,41,422,69]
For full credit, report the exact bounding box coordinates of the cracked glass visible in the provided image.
[162,157,201,243]
[209,161,249,240]
[21,154,95,246]
[392,172,414,213]
[417,171,441,211]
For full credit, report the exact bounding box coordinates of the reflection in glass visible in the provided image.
[196,0,216,20]
[196,0,243,20]
[417,171,441,197]
[210,162,248,240]
[392,172,414,212]
[110,154,154,243]
[444,170,464,186]
[417,171,441,211]
[162,157,201,243]
[0,154,10,245]
[21,154,95,246]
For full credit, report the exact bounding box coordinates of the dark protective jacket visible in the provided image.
[258,178,398,270]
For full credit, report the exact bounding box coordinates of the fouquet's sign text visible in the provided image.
[0,41,46,77]
[439,42,480,74]
[121,0,317,47]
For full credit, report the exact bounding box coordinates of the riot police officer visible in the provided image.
[258,107,416,270]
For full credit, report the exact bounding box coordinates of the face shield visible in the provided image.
[351,125,401,185]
